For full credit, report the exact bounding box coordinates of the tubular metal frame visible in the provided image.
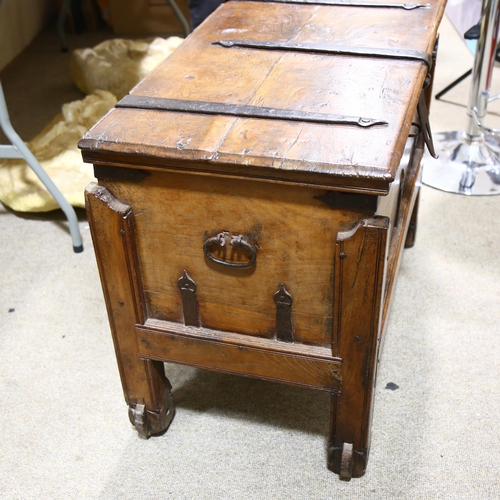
[423,0,500,195]
[0,81,84,252]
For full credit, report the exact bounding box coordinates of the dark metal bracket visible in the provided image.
[274,283,294,342]
[214,40,433,70]
[116,95,387,128]
[417,91,437,158]
[232,0,430,9]
[178,270,200,327]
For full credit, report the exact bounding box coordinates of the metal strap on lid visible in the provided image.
[214,39,437,156]
[116,95,388,128]
[214,40,433,70]
[232,0,430,9]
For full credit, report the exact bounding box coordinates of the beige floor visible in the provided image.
[1,13,500,500]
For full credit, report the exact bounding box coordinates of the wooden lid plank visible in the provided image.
[80,0,445,192]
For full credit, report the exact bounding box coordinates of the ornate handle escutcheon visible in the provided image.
[203,231,257,268]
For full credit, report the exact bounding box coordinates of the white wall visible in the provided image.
[0,0,54,72]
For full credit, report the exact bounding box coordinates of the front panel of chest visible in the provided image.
[97,171,377,348]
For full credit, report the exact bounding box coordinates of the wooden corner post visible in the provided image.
[85,183,175,437]
[329,217,389,479]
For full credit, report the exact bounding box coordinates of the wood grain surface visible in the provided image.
[80,0,445,193]
[137,319,342,391]
[85,183,175,435]
[100,171,373,346]
[329,216,389,477]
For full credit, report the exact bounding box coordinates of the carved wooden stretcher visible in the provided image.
[81,0,445,479]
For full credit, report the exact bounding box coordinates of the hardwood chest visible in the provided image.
[81,0,445,479]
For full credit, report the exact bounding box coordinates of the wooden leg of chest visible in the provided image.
[85,183,175,437]
[328,217,389,479]
[404,191,420,249]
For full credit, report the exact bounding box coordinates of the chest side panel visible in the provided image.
[101,172,372,347]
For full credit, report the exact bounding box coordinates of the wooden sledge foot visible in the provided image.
[128,389,175,438]
[339,442,354,480]
[328,440,368,479]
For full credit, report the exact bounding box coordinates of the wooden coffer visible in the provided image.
[81,0,445,479]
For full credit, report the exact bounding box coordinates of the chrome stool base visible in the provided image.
[423,131,500,195]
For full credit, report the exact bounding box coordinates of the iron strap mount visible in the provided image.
[215,39,437,158]
[116,40,437,154]
[232,0,430,9]
[116,96,388,128]
[214,40,433,70]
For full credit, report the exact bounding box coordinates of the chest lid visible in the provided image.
[79,0,445,195]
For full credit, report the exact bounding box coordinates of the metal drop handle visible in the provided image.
[203,232,257,268]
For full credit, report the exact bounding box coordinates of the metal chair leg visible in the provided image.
[0,82,83,252]
[57,0,72,52]
[435,69,472,100]
[167,0,191,37]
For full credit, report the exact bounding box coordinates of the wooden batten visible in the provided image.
[137,319,342,392]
